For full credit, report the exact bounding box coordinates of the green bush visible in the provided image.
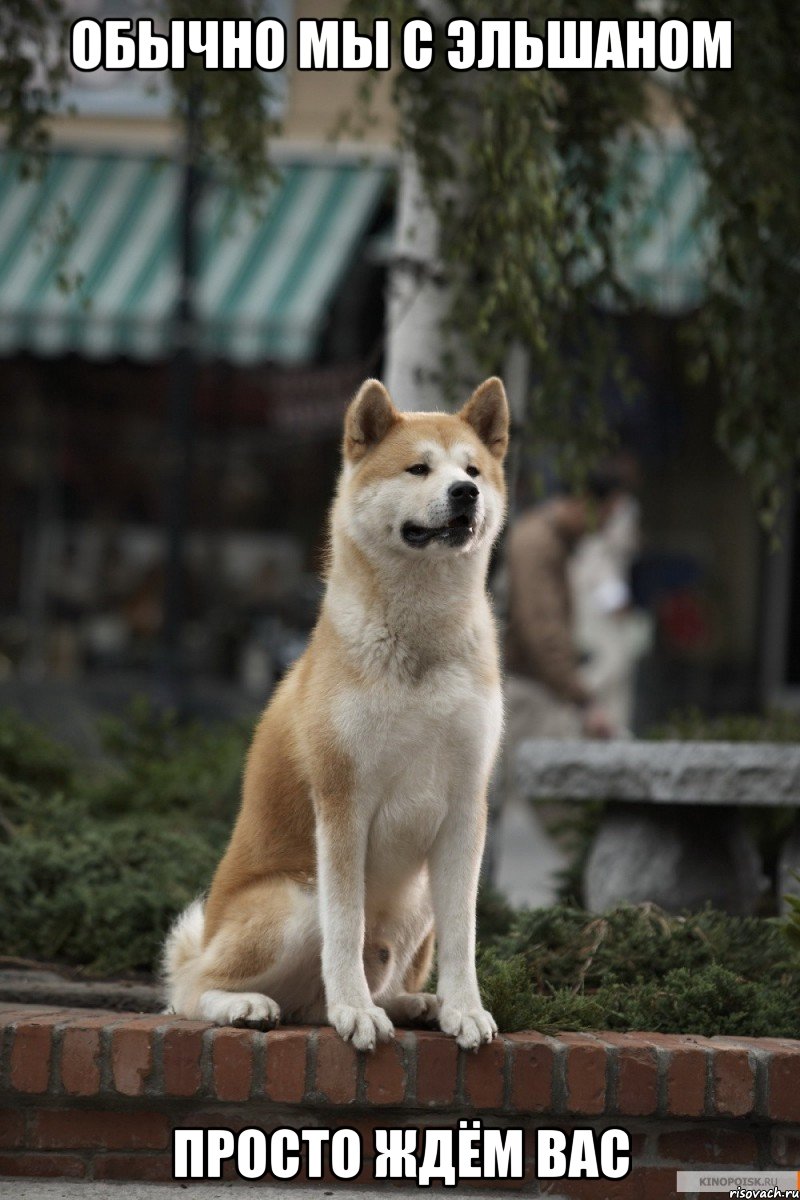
[0,701,247,974]
[90,697,248,819]
[476,898,800,1037]
[648,706,800,743]
[0,814,225,974]
[479,958,799,1040]
[0,708,74,791]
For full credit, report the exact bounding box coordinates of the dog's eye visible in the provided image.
[406,463,430,476]
[466,465,480,478]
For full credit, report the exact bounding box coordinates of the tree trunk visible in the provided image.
[383,152,451,412]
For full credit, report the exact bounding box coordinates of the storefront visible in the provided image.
[0,148,392,684]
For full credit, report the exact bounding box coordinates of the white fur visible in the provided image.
[315,431,504,1049]
[161,897,204,992]
[199,990,280,1027]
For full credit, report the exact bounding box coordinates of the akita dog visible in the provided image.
[163,376,509,1051]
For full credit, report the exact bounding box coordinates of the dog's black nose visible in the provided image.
[448,480,479,508]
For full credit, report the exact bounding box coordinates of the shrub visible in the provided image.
[0,701,246,974]
[0,812,226,974]
[649,707,800,743]
[89,697,248,819]
[0,708,74,791]
[476,899,800,1037]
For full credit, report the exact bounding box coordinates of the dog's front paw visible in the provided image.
[384,992,440,1025]
[199,989,281,1029]
[438,1002,497,1050]
[329,1003,394,1051]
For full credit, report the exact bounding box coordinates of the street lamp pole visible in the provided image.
[160,83,203,714]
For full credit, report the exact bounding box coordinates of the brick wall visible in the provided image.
[1,1004,799,1196]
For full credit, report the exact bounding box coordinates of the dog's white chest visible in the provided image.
[333,662,501,885]
[335,661,496,777]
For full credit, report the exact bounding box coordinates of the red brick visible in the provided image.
[634,1032,710,1118]
[663,1042,708,1118]
[172,1109,263,1133]
[554,1174,641,1200]
[414,1032,457,1106]
[52,1008,120,1023]
[658,1127,758,1165]
[0,1152,86,1178]
[211,1027,254,1102]
[62,1012,122,1030]
[602,1034,658,1116]
[314,1028,358,1104]
[742,1036,800,1053]
[10,1016,63,1093]
[461,1177,528,1193]
[641,1167,682,1200]
[464,1036,506,1109]
[264,1028,308,1103]
[363,1035,407,1105]
[771,1129,800,1166]
[94,1153,174,1181]
[0,1006,64,1024]
[162,1022,208,1097]
[554,1169,679,1200]
[509,1033,555,1113]
[562,1033,606,1115]
[346,1113,407,1143]
[0,1106,25,1148]
[31,1108,170,1151]
[712,1047,755,1117]
[111,1024,156,1097]
[60,1027,102,1097]
[3,1006,142,1032]
[769,1048,800,1122]
[220,1156,240,1183]
[629,1132,648,1159]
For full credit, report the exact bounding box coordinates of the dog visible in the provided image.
[163,376,509,1051]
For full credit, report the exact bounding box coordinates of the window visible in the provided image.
[60,0,290,120]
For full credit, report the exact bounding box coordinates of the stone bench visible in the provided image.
[516,740,800,914]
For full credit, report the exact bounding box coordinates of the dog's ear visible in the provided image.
[344,379,400,462]
[459,377,509,460]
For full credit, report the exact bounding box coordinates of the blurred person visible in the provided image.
[570,490,653,733]
[504,469,627,743]
[489,469,628,908]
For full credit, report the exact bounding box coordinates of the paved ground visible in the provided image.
[2,1183,563,1199]
[0,1186,419,1199]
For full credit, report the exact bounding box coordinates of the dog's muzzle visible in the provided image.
[401,482,480,548]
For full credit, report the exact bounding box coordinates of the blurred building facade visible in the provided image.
[0,9,792,725]
[0,0,397,700]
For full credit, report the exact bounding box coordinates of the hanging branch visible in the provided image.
[350,0,800,516]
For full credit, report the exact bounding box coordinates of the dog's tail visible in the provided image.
[161,897,205,1014]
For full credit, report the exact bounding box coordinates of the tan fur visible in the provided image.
[404,928,436,993]
[163,377,509,1050]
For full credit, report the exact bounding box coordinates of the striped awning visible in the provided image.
[567,131,711,313]
[0,151,389,364]
[609,132,712,313]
